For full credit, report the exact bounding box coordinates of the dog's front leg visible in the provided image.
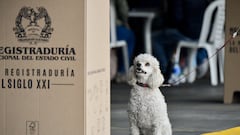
[129,122,140,135]
[152,125,162,135]
[152,124,172,135]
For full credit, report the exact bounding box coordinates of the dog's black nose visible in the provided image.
[136,63,141,67]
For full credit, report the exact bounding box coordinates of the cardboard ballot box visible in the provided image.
[225,0,240,104]
[0,0,110,135]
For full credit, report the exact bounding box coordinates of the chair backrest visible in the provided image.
[198,0,225,47]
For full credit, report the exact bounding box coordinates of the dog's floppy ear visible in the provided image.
[127,65,137,86]
[147,67,164,89]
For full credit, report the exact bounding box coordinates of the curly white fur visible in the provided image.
[127,54,172,135]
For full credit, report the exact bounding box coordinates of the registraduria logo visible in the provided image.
[13,7,54,44]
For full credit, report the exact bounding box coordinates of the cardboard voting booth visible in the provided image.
[0,0,110,135]
[224,0,240,103]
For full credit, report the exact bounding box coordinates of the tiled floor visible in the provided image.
[111,79,240,135]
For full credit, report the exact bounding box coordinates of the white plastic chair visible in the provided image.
[128,11,155,54]
[110,2,129,73]
[174,0,225,86]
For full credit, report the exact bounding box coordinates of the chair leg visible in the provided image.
[206,47,218,86]
[174,45,182,64]
[187,49,197,83]
[122,45,129,73]
[218,49,224,83]
[209,57,218,86]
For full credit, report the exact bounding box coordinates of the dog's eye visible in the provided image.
[145,62,150,66]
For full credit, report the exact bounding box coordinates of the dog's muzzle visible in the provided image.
[135,67,147,74]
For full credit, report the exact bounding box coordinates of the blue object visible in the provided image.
[172,63,181,76]
[116,25,135,73]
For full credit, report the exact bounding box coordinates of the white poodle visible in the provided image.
[127,53,172,135]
